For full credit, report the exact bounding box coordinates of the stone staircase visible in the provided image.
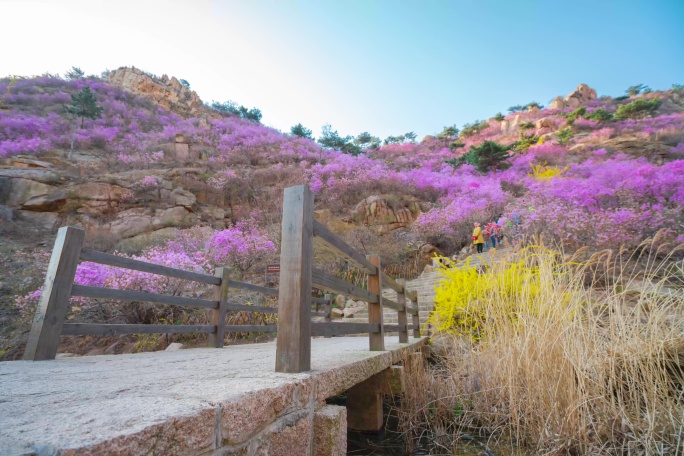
[344,270,439,328]
[344,247,507,328]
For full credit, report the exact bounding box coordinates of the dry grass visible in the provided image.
[398,237,684,455]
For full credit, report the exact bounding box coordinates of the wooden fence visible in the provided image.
[23,185,420,370]
[22,225,328,361]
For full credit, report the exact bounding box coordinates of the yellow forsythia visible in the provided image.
[529,162,569,181]
[429,248,564,341]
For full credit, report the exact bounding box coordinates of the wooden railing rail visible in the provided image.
[70,285,219,309]
[275,185,422,373]
[62,324,217,336]
[312,220,417,301]
[312,220,377,274]
[79,249,221,285]
[228,279,330,306]
[312,268,379,303]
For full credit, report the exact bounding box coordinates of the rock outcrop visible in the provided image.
[535,116,557,130]
[0,159,234,251]
[599,137,672,163]
[500,114,525,133]
[550,84,598,110]
[108,67,205,117]
[0,168,63,207]
[351,195,421,234]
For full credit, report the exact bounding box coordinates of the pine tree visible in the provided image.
[65,86,103,128]
[65,66,84,80]
[290,123,313,140]
[448,140,511,173]
[468,140,511,172]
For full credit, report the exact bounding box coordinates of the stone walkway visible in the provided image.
[0,336,425,455]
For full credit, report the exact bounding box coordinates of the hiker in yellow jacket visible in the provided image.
[472,222,485,254]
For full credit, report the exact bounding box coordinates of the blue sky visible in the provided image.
[2,0,683,140]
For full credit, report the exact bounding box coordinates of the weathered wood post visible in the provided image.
[412,296,421,338]
[275,185,313,373]
[396,278,408,343]
[208,267,230,348]
[323,293,332,338]
[23,226,85,360]
[367,254,384,351]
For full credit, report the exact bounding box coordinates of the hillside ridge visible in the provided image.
[1,69,683,360]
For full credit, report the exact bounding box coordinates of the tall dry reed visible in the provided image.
[399,238,684,455]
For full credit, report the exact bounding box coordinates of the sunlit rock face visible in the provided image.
[108,66,205,117]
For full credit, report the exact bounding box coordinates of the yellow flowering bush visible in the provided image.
[429,246,572,341]
[529,162,568,181]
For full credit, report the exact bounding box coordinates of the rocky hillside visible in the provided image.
[1,68,683,359]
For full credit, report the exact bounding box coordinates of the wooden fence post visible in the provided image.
[367,254,384,351]
[412,296,421,338]
[275,185,313,373]
[208,267,229,348]
[323,293,332,338]
[23,226,85,360]
[396,279,408,343]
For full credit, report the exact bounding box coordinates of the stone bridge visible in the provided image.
[1,185,438,455]
[1,336,426,455]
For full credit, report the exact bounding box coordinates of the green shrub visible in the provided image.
[493,112,505,121]
[460,120,488,138]
[512,133,539,152]
[584,108,614,122]
[449,140,465,151]
[614,98,662,120]
[209,100,262,123]
[557,127,573,145]
[562,106,586,125]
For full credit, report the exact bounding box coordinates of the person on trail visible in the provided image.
[486,221,499,248]
[472,222,485,254]
[496,215,509,246]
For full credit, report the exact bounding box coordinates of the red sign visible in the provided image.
[266,264,280,274]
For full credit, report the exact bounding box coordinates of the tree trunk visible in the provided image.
[69,131,75,160]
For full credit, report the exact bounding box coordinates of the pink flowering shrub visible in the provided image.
[16,224,275,322]
[15,241,211,322]
[3,75,683,263]
[672,143,684,156]
[508,157,684,249]
[587,127,616,142]
[414,170,510,249]
[207,221,276,275]
[133,175,159,191]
